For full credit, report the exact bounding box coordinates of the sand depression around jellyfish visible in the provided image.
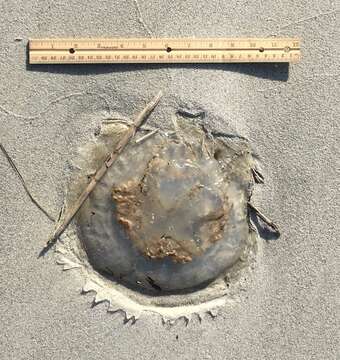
[55,98,269,322]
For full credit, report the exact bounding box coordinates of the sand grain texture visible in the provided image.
[0,1,339,359]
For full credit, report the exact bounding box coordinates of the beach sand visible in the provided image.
[0,1,338,359]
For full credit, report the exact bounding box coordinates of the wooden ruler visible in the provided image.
[29,38,301,64]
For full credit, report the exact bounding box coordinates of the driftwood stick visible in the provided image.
[40,91,163,256]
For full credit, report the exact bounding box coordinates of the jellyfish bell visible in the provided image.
[57,115,258,321]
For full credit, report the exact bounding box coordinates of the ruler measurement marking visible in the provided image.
[30,47,299,52]
[29,38,301,64]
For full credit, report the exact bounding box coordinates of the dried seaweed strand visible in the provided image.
[248,202,280,235]
[40,91,163,256]
[251,167,264,184]
[0,143,54,222]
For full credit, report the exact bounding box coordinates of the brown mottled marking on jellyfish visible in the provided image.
[199,216,226,244]
[112,165,230,264]
[113,181,198,263]
[145,235,195,263]
[112,180,142,231]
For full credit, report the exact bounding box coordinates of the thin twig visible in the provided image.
[102,119,158,132]
[0,143,54,222]
[39,91,163,256]
[135,128,159,144]
[248,202,280,236]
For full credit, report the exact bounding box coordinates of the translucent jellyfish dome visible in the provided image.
[75,118,253,294]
